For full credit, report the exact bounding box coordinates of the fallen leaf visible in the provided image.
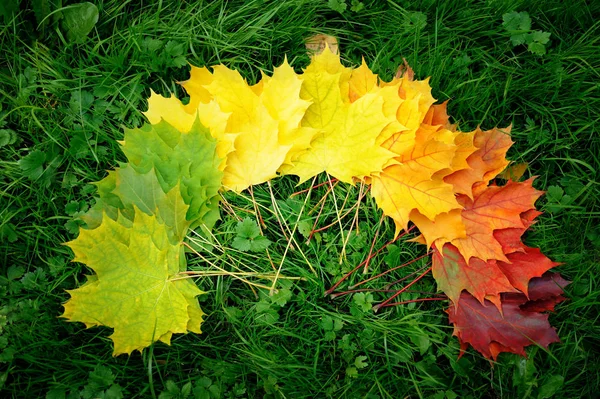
[449,179,543,262]
[447,290,560,360]
[444,126,513,198]
[498,162,528,181]
[372,125,460,233]
[81,165,189,244]
[120,118,223,230]
[432,243,518,309]
[283,47,397,184]
[63,208,204,355]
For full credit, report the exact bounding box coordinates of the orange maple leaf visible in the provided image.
[451,179,543,262]
[371,124,462,234]
[444,126,513,198]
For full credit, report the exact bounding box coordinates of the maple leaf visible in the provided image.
[492,209,541,254]
[120,118,223,230]
[431,130,477,181]
[447,273,568,360]
[144,91,233,168]
[432,204,558,308]
[444,126,513,198]
[498,162,528,181]
[347,58,378,102]
[81,164,189,243]
[432,243,518,309]
[180,65,214,109]
[371,124,461,234]
[517,273,569,312]
[144,90,197,133]
[282,47,397,184]
[495,242,561,297]
[422,100,456,131]
[62,208,204,355]
[422,179,544,262]
[210,61,312,191]
[398,75,436,122]
[410,209,467,246]
[178,60,313,192]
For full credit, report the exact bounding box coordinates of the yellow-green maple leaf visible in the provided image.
[143,91,233,170]
[81,164,189,244]
[62,208,204,356]
[120,119,223,231]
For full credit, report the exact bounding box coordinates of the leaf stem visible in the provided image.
[363,213,385,274]
[351,253,430,289]
[376,297,447,308]
[323,226,415,296]
[372,266,433,312]
[291,178,338,197]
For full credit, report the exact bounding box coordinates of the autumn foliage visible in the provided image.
[62,47,566,360]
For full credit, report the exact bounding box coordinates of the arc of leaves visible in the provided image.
[62,46,565,360]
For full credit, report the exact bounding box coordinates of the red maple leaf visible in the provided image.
[432,206,559,307]
[447,273,568,360]
[432,243,517,309]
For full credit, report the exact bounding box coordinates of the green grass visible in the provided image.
[1,0,599,397]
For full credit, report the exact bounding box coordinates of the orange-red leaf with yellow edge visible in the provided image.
[444,126,513,198]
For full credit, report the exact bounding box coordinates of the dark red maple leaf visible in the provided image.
[447,273,569,360]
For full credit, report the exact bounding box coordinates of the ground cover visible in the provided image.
[1,0,599,398]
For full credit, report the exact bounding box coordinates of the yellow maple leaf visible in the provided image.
[222,105,291,191]
[144,90,196,132]
[202,62,312,191]
[180,65,214,109]
[283,48,397,184]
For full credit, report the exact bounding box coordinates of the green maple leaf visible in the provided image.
[121,118,223,231]
[62,208,204,355]
[82,165,189,243]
